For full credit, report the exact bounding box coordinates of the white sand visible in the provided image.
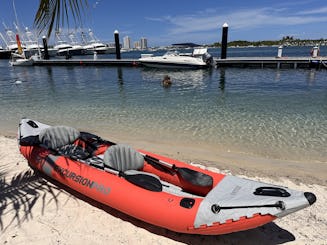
[0,136,326,244]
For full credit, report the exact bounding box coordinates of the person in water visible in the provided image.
[162,75,172,87]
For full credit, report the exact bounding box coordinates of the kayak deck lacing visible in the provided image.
[211,201,286,214]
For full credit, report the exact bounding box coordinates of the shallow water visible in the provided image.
[0,48,326,163]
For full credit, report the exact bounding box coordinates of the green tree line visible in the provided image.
[211,37,327,47]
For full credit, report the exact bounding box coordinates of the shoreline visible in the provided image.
[76,128,327,186]
[4,129,326,185]
[1,135,326,244]
[125,136,327,185]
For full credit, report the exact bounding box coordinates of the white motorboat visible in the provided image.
[68,32,86,55]
[0,45,12,59]
[9,52,34,66]
[1,28,25,52]
[23,27,43,57]
[82,42,109,54]
[9,34,34,66]
[55,31,85,56]
[139,48,213,69]
[81,29,114,54]
[55,41,85,56]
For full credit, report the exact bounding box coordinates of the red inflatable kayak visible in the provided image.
[18,118,316,235]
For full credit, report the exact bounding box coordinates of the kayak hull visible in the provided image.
[18,119,315,235]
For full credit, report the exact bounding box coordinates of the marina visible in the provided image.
[1,49,326,165]
[1,1,327,243]
[214,56,327,69]
[2,21,327,69]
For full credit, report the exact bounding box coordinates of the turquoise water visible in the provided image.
[0,48,326,163]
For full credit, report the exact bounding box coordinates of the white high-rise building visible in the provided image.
[140,37,148,50]
[123,36,131,50]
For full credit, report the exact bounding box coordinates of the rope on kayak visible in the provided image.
[211,201,285,214]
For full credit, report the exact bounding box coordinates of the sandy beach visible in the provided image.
[1,135,326,244]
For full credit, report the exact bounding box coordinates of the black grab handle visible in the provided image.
[254,187,291,197]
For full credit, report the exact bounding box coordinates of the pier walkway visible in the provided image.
[34,58,141,67]
[214,56,327,69]
[32,56,327,69]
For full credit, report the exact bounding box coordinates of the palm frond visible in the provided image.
[34,0,88,38]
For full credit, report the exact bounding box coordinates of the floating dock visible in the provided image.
[32,57,327,69]
[214,56,327,69]
[33,58,141,67]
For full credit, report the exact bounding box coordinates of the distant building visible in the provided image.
[134,41,141,49]
[141,37,148,50]
[133,37,148,50]
[123,36,131,50]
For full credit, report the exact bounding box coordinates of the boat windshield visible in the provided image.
[164,51,180,56]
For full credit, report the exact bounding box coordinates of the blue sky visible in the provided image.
[1,0,327,46]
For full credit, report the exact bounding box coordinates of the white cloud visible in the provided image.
[146,6,327,38]
[297,6,327,15]
[142,3,327,45]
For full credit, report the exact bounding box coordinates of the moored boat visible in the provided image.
[81,29,114,54]
[22,27,43,58]
[2,28,25,53]
[0,47,12,59]
[139,48,213,69]
[55,31,85,56]
[9,34,34,66]
[9,53,34,66]
[18,118,316,235]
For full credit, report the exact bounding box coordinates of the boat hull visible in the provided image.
[57,48,85,56]
[139,55,210,69]
[140,61,208,69]
[10,58,34,66]
[83,47,116,55]
[0,50,12,59]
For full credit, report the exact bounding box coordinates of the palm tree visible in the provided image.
[34,0,88,38]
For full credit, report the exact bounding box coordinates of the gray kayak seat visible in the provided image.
[39,126,80,149]
[103,144,144,171]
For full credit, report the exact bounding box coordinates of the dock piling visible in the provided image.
[42,36,49,60]
[114,30,121,60]
[220,23,228,59]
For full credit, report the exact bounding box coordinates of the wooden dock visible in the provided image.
[214,56,327,69]
[32,56,327,69]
